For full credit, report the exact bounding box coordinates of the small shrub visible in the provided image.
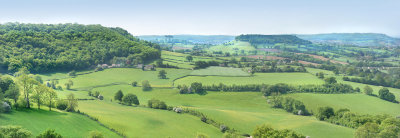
[36,129,62,138]
[90,131,104,138]
[56,100,68,110]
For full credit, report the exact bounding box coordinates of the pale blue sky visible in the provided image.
[0,0,399,36]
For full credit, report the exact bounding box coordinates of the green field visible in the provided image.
[78,100,222,138]
[175,72,324,86]
[160,51,226,69]
[286,93,400,116]
[208,41,256,54]
[306,67,400,101]
[87,85,354,138]
[0,109,120,137]
[190,66,250,76]
[57,68,192,90]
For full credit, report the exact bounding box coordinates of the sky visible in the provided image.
[0,0,399,37]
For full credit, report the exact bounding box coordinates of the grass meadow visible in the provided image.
[286,93,400,116]
[85,85,355,138]
[175,72,324,86]
[190,66,250,76]
[0,108,120,137]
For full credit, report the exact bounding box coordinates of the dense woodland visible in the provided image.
[0,23,161,73]
[235,34,312,45]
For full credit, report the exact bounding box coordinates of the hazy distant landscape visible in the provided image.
[0,0,399,138]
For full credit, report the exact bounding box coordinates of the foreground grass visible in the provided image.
[90,86,354,138]
[0,109,120,137]
[286,93,400,116]
[175,72,324,86]
[78,100,222,138]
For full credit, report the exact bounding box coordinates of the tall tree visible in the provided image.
[158,70,167,79]
[66,93,78,112]
[5,84,20,104]
[114,90,124,102]
[17,69,37,108]
[45,88,57,111]
[32,84,47,109]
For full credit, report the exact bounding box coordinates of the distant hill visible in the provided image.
[137,35,235,45]
[235,34,312,46]
[297,33,400,47]
[0,23,160,73]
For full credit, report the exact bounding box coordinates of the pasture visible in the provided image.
[57,68,192,90]
[175,72,324,86]
[77,100,222,138]
[286,93,400,116]
[208,41,256,54]
[0,109,120,137]
[190,66,250,76]
[88,85,354,138]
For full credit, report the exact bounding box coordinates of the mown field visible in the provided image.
[285,93,400,116]
[87,85,354,138]
[190,66,250,76]
[0,108,120,137]
[175,72,325,86]
[160,51,225,69]
[57,68,192,90]
[77,100,222,138]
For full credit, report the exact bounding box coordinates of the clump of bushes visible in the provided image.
[142,80,152,91]
[37,129,62,138]
[56,100,68,110]
[252,124,305,138]
[0,125,32,138]
[147,99,167,109]
[268,94,310,116]
[122,93,139,106]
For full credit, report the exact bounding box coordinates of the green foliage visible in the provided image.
[114,90,124,102]
[252,124,305,138]
[89,131,104,138]
[317,72,325,79]
[158,70,167,79]
[363,85,373,95]
[262,83,290,96]
[141,80,152,91]
[36,129,62,138]
[196,133,209,138]
[378,88,396,103]
[194,60,219,69]
[191,82,205,94]
[5,84,19,103]
[131,81,137,87]
[122,93,139,106]
[324,77,337,84]
[56,100,68,110]
[0,23,160,73]
[147,98,167,109]
[269,95,310,116]
[315,106,335,121]
[354,122,380,138]
[64,80,74,90]
[66,93,78,112]
[186,55,193,62]
[0,125,32,138]
[236,34,311,46]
